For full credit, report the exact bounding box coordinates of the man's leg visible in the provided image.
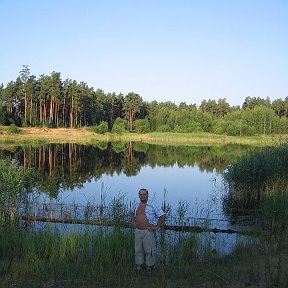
[135,229,145,269]
[142,230,156,268]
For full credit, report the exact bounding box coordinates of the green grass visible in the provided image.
[1,125,288,146]
[0,226,287,288]
[82,131,288,146]
[223,144,288,214]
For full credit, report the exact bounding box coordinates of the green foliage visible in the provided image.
[123,92,144,131]
[212,119,227,134]
[0,159,28,225]
[108,193,129,225]
[111,125,125,134]
[175,200,190,226]
[167,234,199,268]
[132,142,149,153]
[185,121,203,132]
[158,125,171,132]
[95,141,108,150]
[6,124,21,134]
[225,120,255,136]
[260,193,288,234]
[133,118,150,133]
[111,141,128,153]
[112,117,127,134]
[223,144,288,214]
[2,69,288,135]
[196,111,214,132]
[95,121,108,134]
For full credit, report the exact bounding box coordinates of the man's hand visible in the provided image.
[148,225,158,232]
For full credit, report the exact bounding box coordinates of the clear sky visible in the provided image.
[1,0,287,107]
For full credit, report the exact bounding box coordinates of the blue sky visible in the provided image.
[1,0,287,107]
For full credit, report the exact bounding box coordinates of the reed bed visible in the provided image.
[1,224,287,288]
[223,144,288,225]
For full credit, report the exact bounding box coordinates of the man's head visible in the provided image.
[138,188,148,203]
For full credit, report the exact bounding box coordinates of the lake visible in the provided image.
[1,142,261,253]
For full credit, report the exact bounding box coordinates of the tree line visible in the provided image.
[0,65,287,136]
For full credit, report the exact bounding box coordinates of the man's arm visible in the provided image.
[149,214,166,231]
[130,211,137,228]
[156,214,166,229]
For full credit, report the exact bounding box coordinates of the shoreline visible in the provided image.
[0,126,288,145]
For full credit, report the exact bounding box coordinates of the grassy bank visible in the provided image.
[0,226,287,288]
[0,126,288,146]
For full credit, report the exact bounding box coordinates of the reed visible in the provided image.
[1,157,288,287]
[1,212,287,287]
[223,144,288,215]
[259,191,288,235]
[0,159,31,226]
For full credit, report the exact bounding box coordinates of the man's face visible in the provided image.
[139,190,148,203]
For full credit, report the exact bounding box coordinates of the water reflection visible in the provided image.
[0,142,263,255]
[1,142,259,221]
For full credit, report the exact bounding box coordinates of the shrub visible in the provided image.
[6,124,21,134]
[133,118,150,133]
[112,118,127,134]
[95,121,108,134]
[212,120,227,134]
[112,125,125,134]
[157,125,171,132]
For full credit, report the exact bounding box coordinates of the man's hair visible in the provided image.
[139,188,148,195]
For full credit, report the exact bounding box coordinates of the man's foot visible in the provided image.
[136,265,142,272]
[146,266,153,272]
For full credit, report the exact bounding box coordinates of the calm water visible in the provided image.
[54,165,223,219]
[2,142,260,254]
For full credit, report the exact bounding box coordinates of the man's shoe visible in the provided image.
[146,266,153,272]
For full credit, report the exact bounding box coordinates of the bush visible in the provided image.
[157,125,171,132]
[112,125,125,134]
[212,120,227,134]
[95,122,108,134]
[112,118,127,134]
[133,118,150,133]
[185,122,203,133]
[6,124,21,134]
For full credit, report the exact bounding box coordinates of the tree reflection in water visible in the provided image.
[1,142,260,224]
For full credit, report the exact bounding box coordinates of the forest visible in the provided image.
[1,65,288,136]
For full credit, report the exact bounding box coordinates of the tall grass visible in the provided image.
[0,159,31,226]
[1,155,288,287]
[0,226,134,287]
[2,225,288,288]
[82,132,288,146]
[222,143,288,251]
[259,191,288,235]
[223,144,288,215]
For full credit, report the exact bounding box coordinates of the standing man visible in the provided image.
[130,188,166,272]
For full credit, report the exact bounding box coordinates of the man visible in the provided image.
[130,188,166,272]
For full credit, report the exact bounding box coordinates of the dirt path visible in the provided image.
[0,127,95,143]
